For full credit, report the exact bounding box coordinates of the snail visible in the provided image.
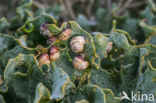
[38,53,50,66]
[73,55,89,70]
[59,28,72,41]
[47,36,57,44]
[40,23,52,38]
[70,36,86,53]
[50,46,60,61]
[106,41,113,53]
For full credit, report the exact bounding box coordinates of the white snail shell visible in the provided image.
[70,36,86,53]
[73,55,89,70]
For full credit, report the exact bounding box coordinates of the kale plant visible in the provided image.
[0,0,156,103]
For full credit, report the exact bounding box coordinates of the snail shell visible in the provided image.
[47,36,57,44]
[70,36,86,53]
[59,28,72,41]
[73,55,89,70]
[106,41,113,53]
[50,46,60,61]
[38,53,50,66]
[40,23,51,38]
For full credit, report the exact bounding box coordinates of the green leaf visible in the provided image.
[47,24,61,36]
[50,67,74,100]
[4,54,44,102]
[80,84,106,103]
[116,18,138,39]
[110,32,130,49]
[10,0,33,30]
[139,20,156,38]
[75,84,121,103]
[126,44,156,57]
[140,0,156,25]
[76,14,97,32]
[45,4,64,20]
[95,8,113,33]
[89,69,121,95]
[0,94,6,103]
[103,89,121,103]
[53,49,74,80]
[120,58,138,94]
[139,20,156,44]
[93,32,109,60]
[33,83,51,103]
[17,13,57,48]
[0,34,17,54]
[0,18,10,32]
[0,34,36,68]
[0,76,8,93]
[135,57,156,101]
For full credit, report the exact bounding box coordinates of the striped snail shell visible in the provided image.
[73,55,89,70]
[70,36,86,53]
[38,53,50,66]
[59,28,72,41]
[50,46,60,61]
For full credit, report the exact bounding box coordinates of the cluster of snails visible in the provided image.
[38,46,60,66]
[38,23,113,69]
[70,36,89,70]
[40,23,72,44]
[38,23,89,70]
[38,23,71,66]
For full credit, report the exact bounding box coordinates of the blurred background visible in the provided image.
[0,0,156,44]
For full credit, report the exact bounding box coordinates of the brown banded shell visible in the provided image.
[38,53,50,66]
[73,55,89,70]
[59,28,71,41]
[70,36,86,53]
[50,46,60,61]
